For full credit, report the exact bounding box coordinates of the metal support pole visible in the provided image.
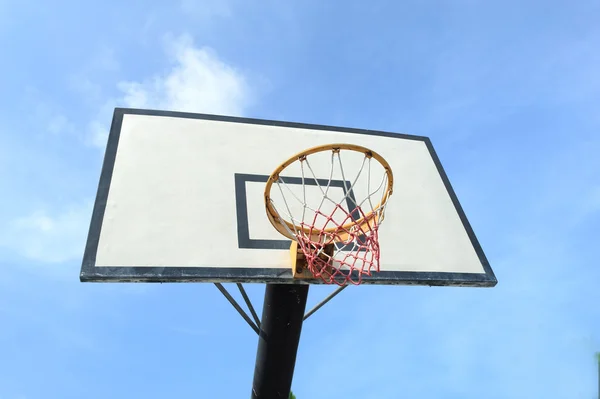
[237,283,261,328]
[214,283,260,335]
[303,285,347,321]
[596,352,600,399]
[251,284,309,399]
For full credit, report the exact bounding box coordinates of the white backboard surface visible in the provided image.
[80,108,496,287]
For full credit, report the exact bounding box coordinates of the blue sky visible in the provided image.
[1,0,599,398]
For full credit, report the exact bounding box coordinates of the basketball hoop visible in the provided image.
[265,144,394,285]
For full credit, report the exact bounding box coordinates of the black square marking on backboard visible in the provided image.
[234,173,361,250]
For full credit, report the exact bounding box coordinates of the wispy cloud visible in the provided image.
[1,32,255,265]
[124,33,250,114]
[88,33,252,148]
[0,201,93,264]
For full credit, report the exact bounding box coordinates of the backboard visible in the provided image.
[80,108,496,287]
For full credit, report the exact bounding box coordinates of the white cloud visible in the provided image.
[0,202,93,264]
[87,119,111,149]
[2,33,255,264]
[122,34,249,114]
[89,34,251,148]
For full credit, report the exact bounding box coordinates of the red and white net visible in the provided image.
[267,147,391,285]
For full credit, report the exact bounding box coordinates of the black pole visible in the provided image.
[251,283,309,399]
[597,352,599,399]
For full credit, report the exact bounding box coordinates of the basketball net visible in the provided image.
[266,146,392,285]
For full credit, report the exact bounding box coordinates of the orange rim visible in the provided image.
[264,143,393,241]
